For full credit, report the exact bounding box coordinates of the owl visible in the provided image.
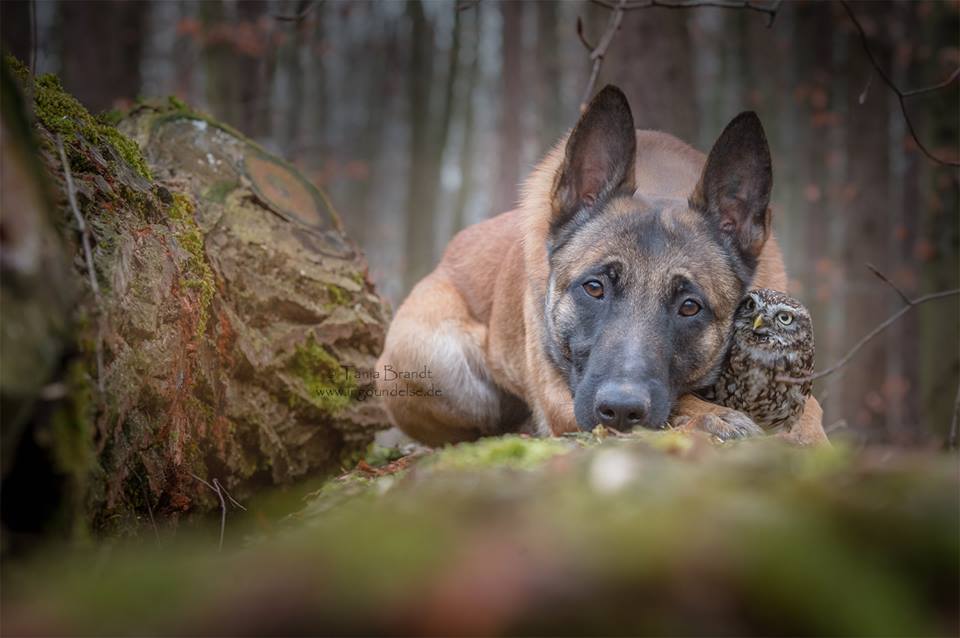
[706,288,815,432]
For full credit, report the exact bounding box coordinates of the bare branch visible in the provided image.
[591,0,782,28]
[579,0,627,113]
[779,266,960,385]
[841,1,960,167]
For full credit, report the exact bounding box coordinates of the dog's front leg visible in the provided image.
[672,394,830,445]
[670,394,764,441]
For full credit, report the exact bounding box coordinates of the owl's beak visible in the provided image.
[752,314,765,331]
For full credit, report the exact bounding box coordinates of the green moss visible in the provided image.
[287,335,356,414]
[168,193,214,336]
[202,180,239,204]
[48,361,96,478]
[46,360,97,541]
[100,125,151,180]
[23,68,152,180]
[364,444,407,468]
[96,109,123,127]
[324,284,351,310]
[167,95,188,111]
[4,53,29,84]
[430,435,572,471]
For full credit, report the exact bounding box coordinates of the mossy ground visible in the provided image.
[2,433,956,636]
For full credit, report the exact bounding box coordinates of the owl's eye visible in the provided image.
[679,299,702,317]
[777,312,794,325]
[744,298,756,312]
[582,280,604,299]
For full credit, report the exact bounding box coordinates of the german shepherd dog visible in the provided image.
[376,86,827,446]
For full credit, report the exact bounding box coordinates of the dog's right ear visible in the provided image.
[550,85,636,234]
[689,112,772,264]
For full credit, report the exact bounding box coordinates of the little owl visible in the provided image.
[704,288,815,432]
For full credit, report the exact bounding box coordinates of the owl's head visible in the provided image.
[734,288,813,351]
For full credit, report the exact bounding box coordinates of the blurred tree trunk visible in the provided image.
[59,0,148,112]
[200,0,237,126]
[790,3,842,422]
[886,1,921,437]
[843,2,892,440]
[452,9,482,235]
[236,0,270,139]
[606,7,697,143]
[0,0,31,64]
[917,1,960,442]
[494,0,524,213]
[402,0,442,291]
[536,1,564,151]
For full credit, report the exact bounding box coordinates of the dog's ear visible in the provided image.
[690,112,772,262]
[550,85,636,233]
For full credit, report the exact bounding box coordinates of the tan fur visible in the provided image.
[377,129,828,446]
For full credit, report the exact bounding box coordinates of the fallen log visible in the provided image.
[0,56,391,543]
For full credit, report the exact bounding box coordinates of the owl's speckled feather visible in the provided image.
[708,288,815,431]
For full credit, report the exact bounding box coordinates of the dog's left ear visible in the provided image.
[690,112,772,262]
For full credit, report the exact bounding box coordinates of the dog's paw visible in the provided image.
[673,409,763,442]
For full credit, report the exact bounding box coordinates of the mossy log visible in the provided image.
[0,58,391,542]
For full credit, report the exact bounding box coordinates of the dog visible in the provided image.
[375,85,827,447]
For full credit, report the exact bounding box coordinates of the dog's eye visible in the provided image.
[582,280,604,299]
[777,312,794,325]
[679,299,701,317]
[744,298,756,312]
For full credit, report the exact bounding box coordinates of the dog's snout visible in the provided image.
[593,383,653,430]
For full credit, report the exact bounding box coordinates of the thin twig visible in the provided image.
[591,0,782,28]
[579,0,627,113]
[779,266,960,385]
[841,1,960,167]
[901,67,960,98]
[191,473,227,551]
[190,473,245,552]
[576,17,595,51]
[949,382,960,450]
[57,135,104,394]
[213,478,247,511]
[865,262,911,306]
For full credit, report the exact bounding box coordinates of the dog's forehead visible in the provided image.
[551,195,740,307]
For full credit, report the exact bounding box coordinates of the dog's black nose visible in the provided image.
[594,382,652,430]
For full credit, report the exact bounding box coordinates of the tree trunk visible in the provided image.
[494,0,525,214]
[402,0,436,292]
[59,0,147,112]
